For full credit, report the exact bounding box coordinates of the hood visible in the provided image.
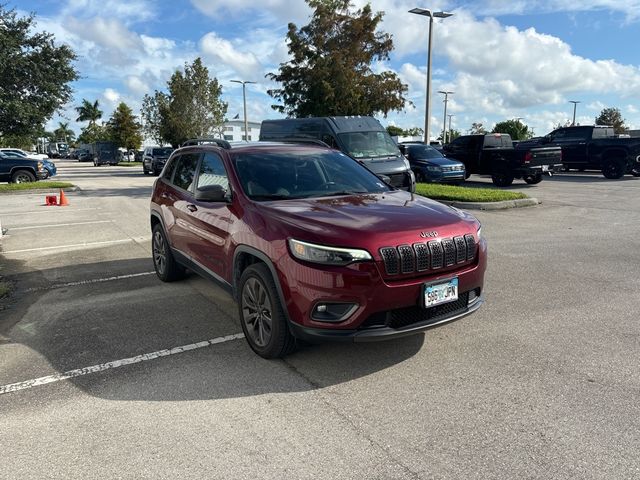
[412,157,463,167]
[258,190,478,248]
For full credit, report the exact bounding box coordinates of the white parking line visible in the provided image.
[9,220,112,231]
[0,208,101,217]
[3,238,138,254]
[23,271,157,293]
[0,333,245,395]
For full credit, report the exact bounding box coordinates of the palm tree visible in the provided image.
[54,122,75,142]
[75,99,103,126]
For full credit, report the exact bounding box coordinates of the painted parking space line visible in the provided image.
[0,333,245,395]
[0,208,101,217]
[23,271,157,293]
[8,220,112,231]
[3,238,143,254]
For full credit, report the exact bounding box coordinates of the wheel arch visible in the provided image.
[232,245,292,323]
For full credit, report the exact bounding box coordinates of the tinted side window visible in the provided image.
[196,152,229,191]
[172,153,200,191]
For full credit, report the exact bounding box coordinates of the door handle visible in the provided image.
[187,204,197,212]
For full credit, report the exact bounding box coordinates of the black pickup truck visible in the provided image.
[516,125,640,179]
[0,152,47,183]
[443,133,563,186]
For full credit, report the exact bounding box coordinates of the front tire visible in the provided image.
[11,170,36,183]
[523,173,543,184]
[602,158,624,179]
[152,224,185,282]
[238,263,296,359]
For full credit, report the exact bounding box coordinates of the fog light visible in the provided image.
[311,303,358,322]
[468,289,480,305]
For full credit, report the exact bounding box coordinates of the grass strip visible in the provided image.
[117,162,143,167]
[415,183,528,202]
[0,281,11,298]
[0,181,75,192]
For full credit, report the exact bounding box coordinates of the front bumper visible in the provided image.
[278,238,487,342]
[289,294,484,342]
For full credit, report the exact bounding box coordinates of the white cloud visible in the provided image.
[103,88,120,104]
[200,32,262,78]
[62,0,157,23]
[190,0,310,23]
[587,100,607,111]
[481,0,640,22]
[65,16,143,52]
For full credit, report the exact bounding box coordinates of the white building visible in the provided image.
[221,120,262,142]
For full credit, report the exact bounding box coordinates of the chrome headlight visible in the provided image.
[289,239,372,266]
[426,165,442,172]
[477,224,483,240]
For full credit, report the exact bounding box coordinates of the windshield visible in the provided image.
[407,144,444,159]
[233,149,391,201]
[153,148,173,156]
[338,131,400,159]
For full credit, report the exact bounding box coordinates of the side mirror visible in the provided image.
[377,174,391,184]
[195,184,228,202]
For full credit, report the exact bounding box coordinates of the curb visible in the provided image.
[437,197,540,210]
[0,186,80,195]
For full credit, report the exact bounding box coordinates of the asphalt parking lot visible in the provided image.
[1,160,639,479]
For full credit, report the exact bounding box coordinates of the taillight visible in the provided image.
[523,151,532,164]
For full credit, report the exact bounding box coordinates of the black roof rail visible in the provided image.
[274,137,331,148]
[181,138,231,149]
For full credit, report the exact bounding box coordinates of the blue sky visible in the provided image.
[14,0,640,141]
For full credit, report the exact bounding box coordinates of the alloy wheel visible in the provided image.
[241,277,273,348]
[153,230,167,275]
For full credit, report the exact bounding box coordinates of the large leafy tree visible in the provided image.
[267,0,408,117]
[77,124,109,145]
[491,119,533,140]
[75,99,103,126]
[106,102,143,150]
[0,6,78,143]
[595,107,627,134]
[141,58,227,147]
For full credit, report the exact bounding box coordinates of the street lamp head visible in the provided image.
[438,90,454,95]
[433,11,453,18]
[409,8,431,16]
[569,100,581,104]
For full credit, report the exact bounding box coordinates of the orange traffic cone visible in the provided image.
[58,189,69,206]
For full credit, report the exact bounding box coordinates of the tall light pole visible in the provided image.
[409,8,453,143]
[569,100,580,126]
[447,114,454,142]
[231,80,257,141]
[438,90,453,143]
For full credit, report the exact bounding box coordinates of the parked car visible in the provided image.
[0,152,47,183]
[134,149,144,162]
[398,142,466,184]
[143,146,174,175]
[516,125,640,179]
[150,140,486,358]
[443,133,563,186]
[260,116,416,192]
[0,149,56,179]
[76,149,92,162]
[0,148,48,161]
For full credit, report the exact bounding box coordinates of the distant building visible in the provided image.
[628,129,640,138]
[221,120,262,142]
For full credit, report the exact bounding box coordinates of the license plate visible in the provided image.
[542,165,549,172]
[424,278,458,308]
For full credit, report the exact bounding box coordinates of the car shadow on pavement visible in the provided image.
[545,173,639,183]
[0,254,425,401]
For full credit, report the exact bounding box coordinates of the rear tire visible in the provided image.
[602,158,624,179]
[523,173,543,185]
[143,164,150,175]
[11,170,36,183]
[491,172,514,187]
[152,224,185,282]
[238,263,296,359]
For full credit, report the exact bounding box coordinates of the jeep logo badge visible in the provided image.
[420,231,438,238]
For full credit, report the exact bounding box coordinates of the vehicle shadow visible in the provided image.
[0,255,426,401]
[545,173,639,184]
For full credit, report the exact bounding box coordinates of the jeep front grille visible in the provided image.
[379,234,477,276]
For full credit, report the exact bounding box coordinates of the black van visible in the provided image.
[259,116,415,192]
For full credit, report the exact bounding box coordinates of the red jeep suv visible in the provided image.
[150,140,486,358]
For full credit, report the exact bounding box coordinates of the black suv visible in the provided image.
[143,147,174,175]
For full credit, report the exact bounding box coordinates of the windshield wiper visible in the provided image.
[250,194,295,200]
[308,190,367,198]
